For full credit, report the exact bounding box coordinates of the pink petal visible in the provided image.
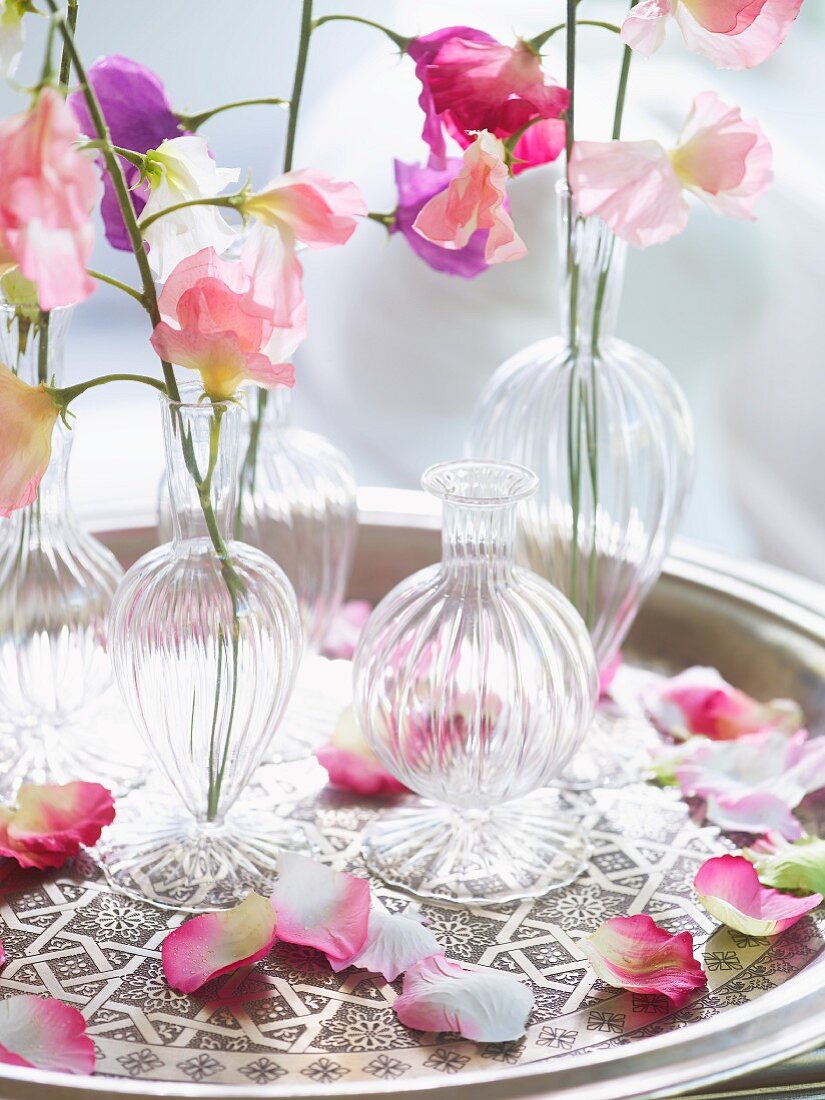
[321,599,372,661]
[270,852,370,963]
[393,955,533,1042]
[569,139,688,248]
[0,782,115,870]
[162,892,278,994]
[686,0,766,33]
[694,854,821,936]
[599,651,623,698]
[675,0,803,68]
[621,0,673,55]
[0,996,94,1074]
[330,906,442,982]
[0,939,5,969]
[583,914,706,1006]
[0,365,59,518]
[508,118,566,176]
[246,169,367,249]
[317,705,408,798]
[705,791,804,840]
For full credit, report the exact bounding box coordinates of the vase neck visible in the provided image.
[441,501,518,579]
[556,182,625,355]
[0,306,74,387]
[161,392,241,547]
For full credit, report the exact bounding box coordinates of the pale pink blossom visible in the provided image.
[270,852,370,964]
[242,169,366,249]
[694,854,822,936]
[393,955,533,1042]
[0,782,115,871]
[583,915,707,1006]
[0,996,94,1074]
[622,0,804,69]
[0,365,61,518]
[316,705,408,799]
[0,88,98,310]
[329,905,442,982]
[569,93,772,248]
[413,131,527,266]
[162,892,278,994]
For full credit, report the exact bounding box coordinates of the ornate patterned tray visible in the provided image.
[1,491,825,1100]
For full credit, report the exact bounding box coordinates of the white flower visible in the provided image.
[141,135,240,282]
[0,1,27,80]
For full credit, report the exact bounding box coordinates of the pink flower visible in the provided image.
[569,92,772,248]
[622,0,804,69]
[329,905,442,982]
[0,996,94,1074]
[413,131,527,266]
[694,854,822,936]
[162,892,278,994]
[599,651,623,698]
[644,665,802,741]
[393,955,534,1042]
[0,88,98,310]
[411,28,568,174]
[241,169,366,249]
[151,232,304,400]
[583,915,707,1006]
[316,705,408,798]
[270,852,371,965]
[321,599,372,660]
[0,782,115,871]
[0,365,61,518]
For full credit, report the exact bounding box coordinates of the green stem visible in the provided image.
[368,210,395,230]
[529,19,620,51]
[50,372,169,407]
[57,0,78,92]
[87,268,145,305]
[311,13,411,51]
[612,0,639,141]
[138,193,244,233]
[179,97,289,132]
[37,310,49,384]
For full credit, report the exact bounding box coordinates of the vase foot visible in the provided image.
[553,711,657,791]
[97,784,316,913]
[361,789,589,906]
[265,655,352,763]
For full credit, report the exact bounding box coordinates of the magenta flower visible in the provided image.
[68,55,183,250]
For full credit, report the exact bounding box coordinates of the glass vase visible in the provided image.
[471,181,695,789]
[353,459,598,905]
[99,387,304,912]
[0,304,132,797]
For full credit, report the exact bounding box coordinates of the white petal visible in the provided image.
[330,906,442,981]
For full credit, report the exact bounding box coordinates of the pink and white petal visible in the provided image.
[270,852,370,963]
[694,854,822,936]
[316,705,407,797]
[621,0,673,55]
[322,600,372,660]
[675,0,803,68]
[6,782,115,858]
[162,892,278,994]
[330,906,442,982]
[685,0,766,34]
[583,915,706,1006]
[393,955,533,1042]
[0,939,5,969]
[599,652,623,698]
[705,791,804,840]
[0,996,94,1074]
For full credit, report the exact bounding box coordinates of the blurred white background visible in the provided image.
[2,1,824,578]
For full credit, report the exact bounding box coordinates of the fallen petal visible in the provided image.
[322,600,372,660]
[0,782,115,870]
[162,892,278,994]
[745,834,825,896]
[0,996,94,1074]
[694,854,822,936]
[271,852,370,963]
[393,954,533,1042]
[316,705,407,798]
[704,790,803,840]
[583,914,706,1006]
[0,939,5,969]
[330,905,442,982]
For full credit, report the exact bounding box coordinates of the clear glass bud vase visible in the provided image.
[0,304,129,797]
[354,460,598,905]
[471,182,695,789]
[100,388,304,911]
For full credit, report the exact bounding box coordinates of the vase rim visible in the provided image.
[422,459,538,507]
[159,381,236,413]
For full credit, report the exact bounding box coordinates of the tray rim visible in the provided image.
[2,492,825,1100]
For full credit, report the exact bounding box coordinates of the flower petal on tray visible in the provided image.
[393,954,533,1042]
[745,834,825,896]
[582,914,706,1006]
[694,854,822,936]
[598,651,623,697]
[322,600,372,660]
[0,782,115,869]
[0,996,95,1074]
[162,892,278,994]
[271,852,370,963]
[704,790,803,839]
[316,705,407,798]
[330,905,443,981]
[0,939,5,969]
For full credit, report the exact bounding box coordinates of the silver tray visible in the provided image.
[1,489,825,1100]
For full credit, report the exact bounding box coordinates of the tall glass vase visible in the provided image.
[471,181,695,788]
[100,388,304,911]
[0,304,130,797]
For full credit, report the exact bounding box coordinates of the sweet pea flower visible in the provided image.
[413,131,527,266]
[622,0,804,69]
[745,834,825,897]
[411,27,568,174]
[694,854,821,936]
[569,92,772,248]
[316,705,408,798]
[0,996,95,1074]
[0,88,98,310]
[0,0,27,79]
[69,55,183,250]
[0,782,115,870]
[0,365,61,518]
[141,136,240,282]
[241,169,367,250]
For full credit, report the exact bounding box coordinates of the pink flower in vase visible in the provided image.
[0,366,61,517]
[622,0,804,69]
[569,92,772,248]
[241,169,367,249]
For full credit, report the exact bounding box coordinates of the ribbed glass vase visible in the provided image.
[100,387,304,911]
[0,304,130,797]
[354,460,598,905]
[472,182,695,789]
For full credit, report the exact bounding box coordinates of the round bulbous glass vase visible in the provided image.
[353,459,598,905]
[471,182,695,790]
[99,387,304,912]
[0,304,137,798]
